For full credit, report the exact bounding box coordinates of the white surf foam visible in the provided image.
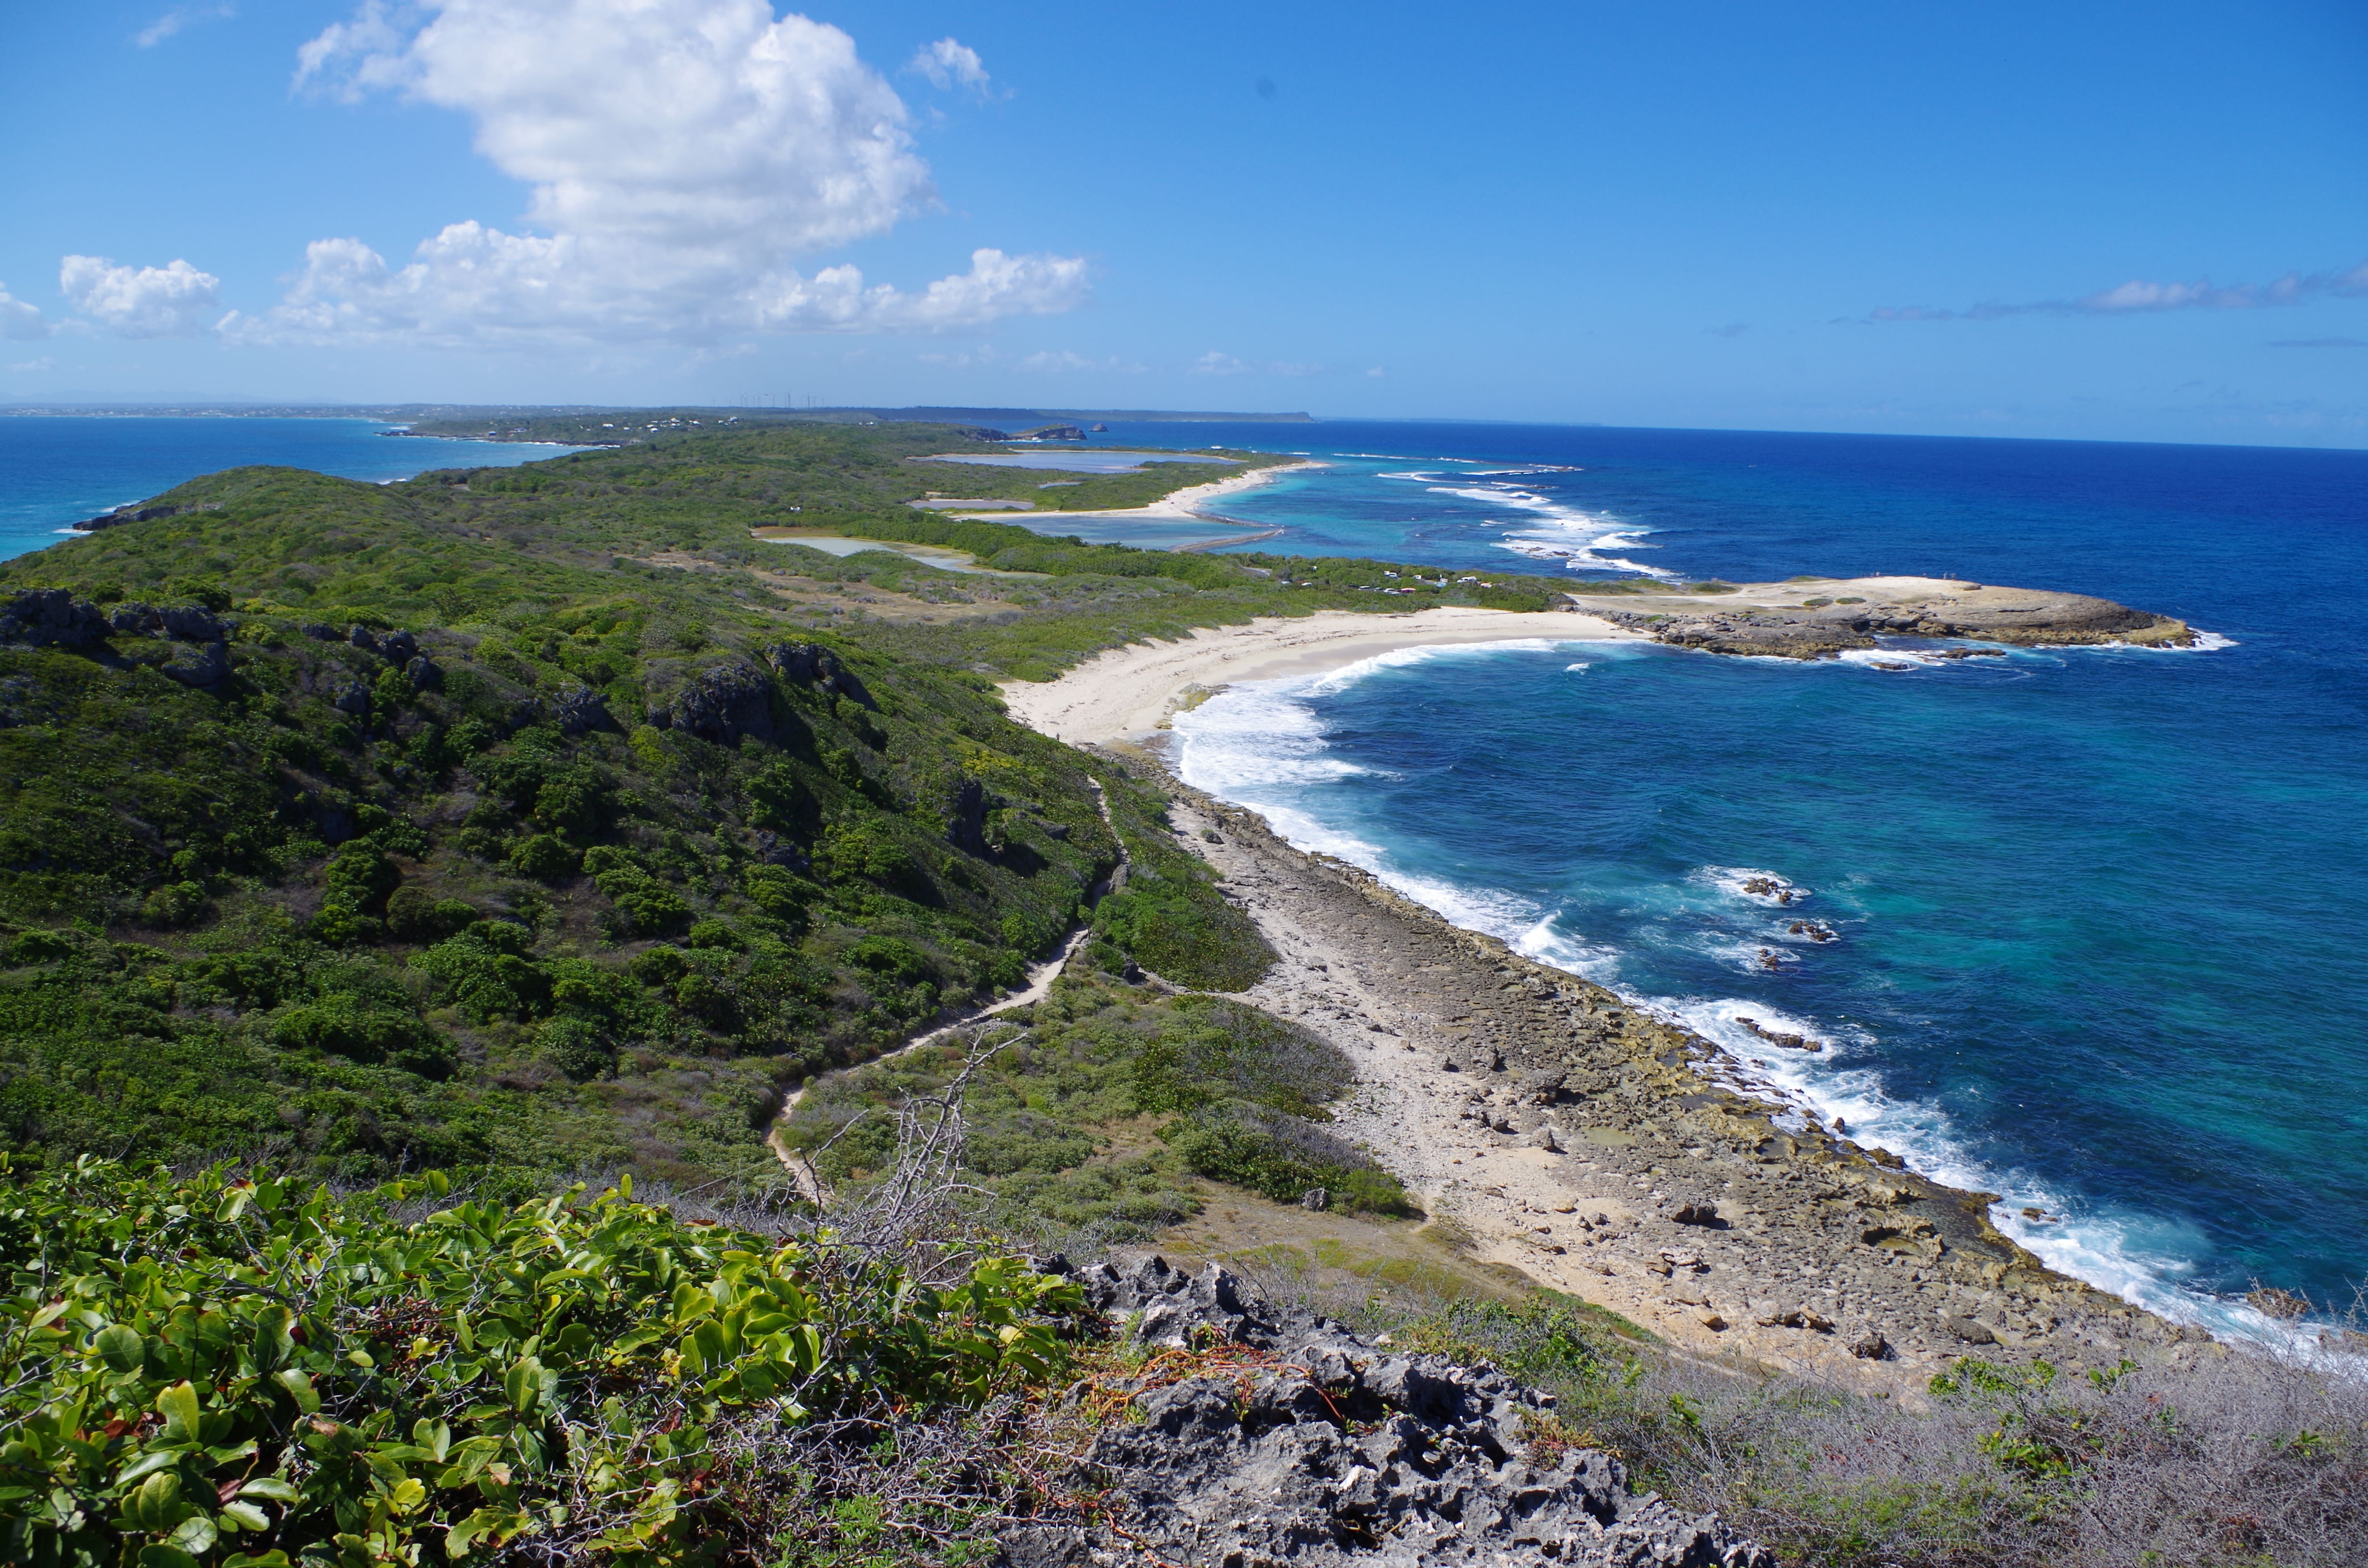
[2057,628,2239,654]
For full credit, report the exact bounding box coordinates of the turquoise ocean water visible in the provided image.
[1100,419,2367,1343]
[2,414,2361,1338]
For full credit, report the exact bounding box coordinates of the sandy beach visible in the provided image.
[949,457,1328,530]
[1001,605,1646,745]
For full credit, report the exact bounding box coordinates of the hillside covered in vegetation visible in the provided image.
[0,422,1571,1196]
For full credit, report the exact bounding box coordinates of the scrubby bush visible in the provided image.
[0,1159,1079,1568]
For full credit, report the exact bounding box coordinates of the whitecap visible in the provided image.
[2056,628,2238,654]
[1702,865,1812,904]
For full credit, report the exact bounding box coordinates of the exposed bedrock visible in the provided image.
[1587,583,2192,659]
[998,1255,1771,1568]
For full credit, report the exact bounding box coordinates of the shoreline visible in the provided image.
[1137,764,2215,1394]
[993,604,2234,1389]
[1000,604,1647,744]
[950,456,1327,537]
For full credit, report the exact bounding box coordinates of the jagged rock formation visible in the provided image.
[765,640,878,710]
[999,1256,1770,1568]
[1584,583,2191,659]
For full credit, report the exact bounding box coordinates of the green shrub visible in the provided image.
[384,887,476,943]
[538,1016,616,1079]
[506,832,580,881]
[1163,1104,1416,1216]
[0,1159,1079,1568]
[412,923,550,1022]
[270,992,456,1078]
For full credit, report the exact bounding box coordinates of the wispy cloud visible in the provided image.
[1856,257,2368,324]
[136,3,235,48]
[2268,336,2366,348]
[0,281,48,341]
[908,37,993,96]
[1192,350,1359,377]
[6,357,56,373]
[1705,321,1750,338]
[1019,349,1147,373]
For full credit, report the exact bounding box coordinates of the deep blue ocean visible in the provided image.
[3,414,2361,1337]
[0,416,588,563]
[1095,419,2368,1341]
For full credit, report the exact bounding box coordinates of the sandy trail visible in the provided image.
[1001,607,1645,747]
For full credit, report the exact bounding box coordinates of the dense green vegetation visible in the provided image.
[783,970,1413,1241]
[0,1158,1076,1568]
[0,422,1563,1194]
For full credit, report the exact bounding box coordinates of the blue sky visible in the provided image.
[3,0,2363,445]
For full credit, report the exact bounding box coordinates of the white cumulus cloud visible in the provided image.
[243,0,1084,348]
[909,37,991,94]
[0,282,49,341]
[7,357,57,373]
[59,256,223,338]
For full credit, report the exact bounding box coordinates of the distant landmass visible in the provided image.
[0,401,1314,426]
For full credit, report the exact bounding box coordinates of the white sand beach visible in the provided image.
[949,457,1328,526]
[999,605,1645,745]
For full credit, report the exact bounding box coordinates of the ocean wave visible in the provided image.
[1283,637,1616,698]
[2055,628,2239,654]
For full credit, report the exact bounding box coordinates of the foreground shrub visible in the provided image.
[0,1157,1078,1568]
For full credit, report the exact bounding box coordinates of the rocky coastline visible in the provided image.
[1569,577,2192,659]
[1123,752,2223,1398]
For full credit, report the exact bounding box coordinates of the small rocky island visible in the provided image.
[1568,575,2193,659]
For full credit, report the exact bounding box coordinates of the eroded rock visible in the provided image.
[1000,1256,1771,1568]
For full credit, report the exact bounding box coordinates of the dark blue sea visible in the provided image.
[1101,419,2368,1341]
[0,416,588,563]
[4,414,2362,1337]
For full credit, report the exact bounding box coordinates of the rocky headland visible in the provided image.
[1569,575,2193,659]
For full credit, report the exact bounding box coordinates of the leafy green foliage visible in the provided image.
[1087,774,1272,992]
[0,1158,1077,1568]
[785,977,1409,1234]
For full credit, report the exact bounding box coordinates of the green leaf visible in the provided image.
[123,1470,192,1532]
[94,1323,145,1372]
[503,1356,543,1414]
[155,1381,202,1445]
[220,1499,271,1531]
[114,1449,183,1491]
[444,1505,531,1559]
[223,1554,294,1568]
[137,1547,200,1568]
[165,1513,218,1556]
[236,1478,299,1504]
[412,1418,452,1462]
[271,1368,321,1414]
